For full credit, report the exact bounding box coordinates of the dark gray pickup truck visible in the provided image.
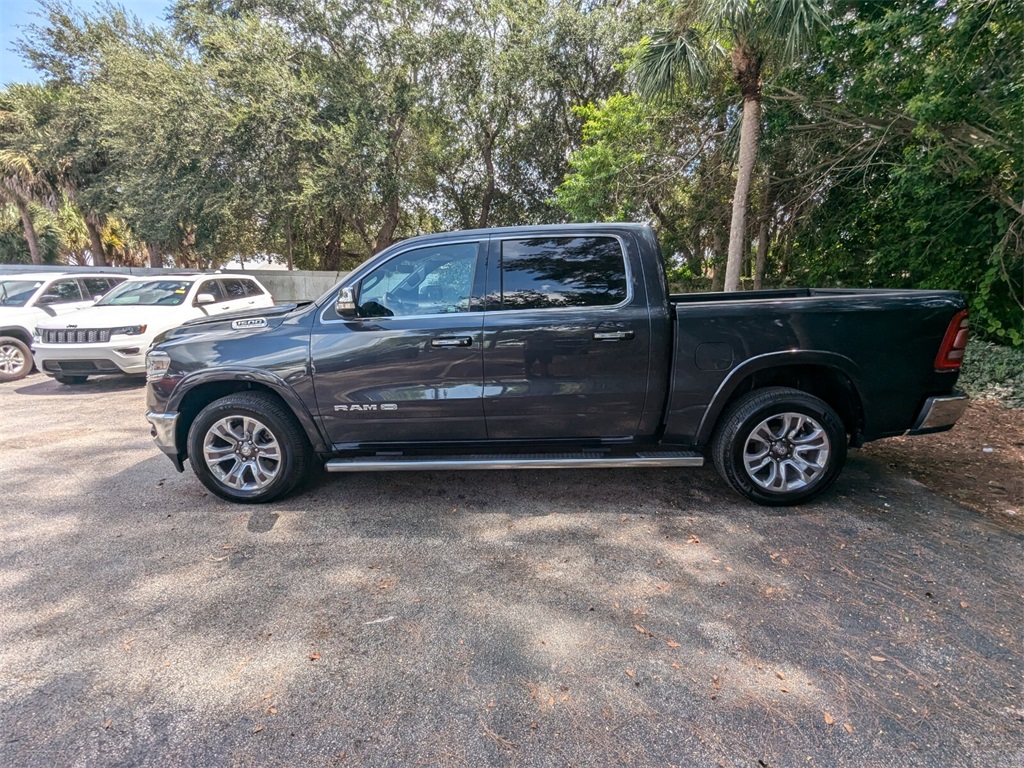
[145,223,970,506]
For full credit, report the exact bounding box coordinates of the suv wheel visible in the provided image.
[0,336,32,382]
[187,392,311,503]
[711,387,847,506]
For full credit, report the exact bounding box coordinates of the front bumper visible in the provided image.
[909,393,969,435]
[146,410,184,472]
[33,342,147,375]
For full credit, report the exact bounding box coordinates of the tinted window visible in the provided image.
[241,279,265,297]
[496,236,627,310]
[81,277,116,298]
[38,278,84,305]
[220,278,248,299]
[356,243,478,318]
[197,280,226,303]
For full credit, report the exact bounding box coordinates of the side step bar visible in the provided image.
[324,450,704,473]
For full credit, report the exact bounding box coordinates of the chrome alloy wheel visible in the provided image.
[0,343,26,375]
[202,415,282,491]
[741,412,831,493]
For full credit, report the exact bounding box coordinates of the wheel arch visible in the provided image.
[695,352,865,447]
[0,326,34,346]
[169,370,328,462]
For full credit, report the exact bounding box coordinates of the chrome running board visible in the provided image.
[324,450,704,473]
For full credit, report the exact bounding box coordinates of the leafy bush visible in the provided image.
[958,341,1024,408]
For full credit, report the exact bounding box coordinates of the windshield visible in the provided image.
[97,280,193,307]
[0,280,44,307]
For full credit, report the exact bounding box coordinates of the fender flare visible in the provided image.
[169,367,329,453]
[694,350,864,446]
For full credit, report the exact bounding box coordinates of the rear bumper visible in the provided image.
[909,393,969,435]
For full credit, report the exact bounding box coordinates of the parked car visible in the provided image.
[33,273,274,384]
[0,272,127,382]
[144,223,969,506]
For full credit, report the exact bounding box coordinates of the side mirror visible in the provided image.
[36,294,59,305]
[195,292,216,306]
[92,295,103,302]
[335,286,357,319]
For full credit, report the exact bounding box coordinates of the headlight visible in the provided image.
[146,350,171,381]
[111,325,147,336]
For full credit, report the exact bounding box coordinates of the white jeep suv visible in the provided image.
[0,272,127,382]
[33,273,274,384]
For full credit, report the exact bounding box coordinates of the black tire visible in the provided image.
[0,336,33,382]
[711,387,847,506]
[187,392,312,504]
[54,374,89,385]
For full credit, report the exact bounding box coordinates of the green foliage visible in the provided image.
[958,341,1024,409]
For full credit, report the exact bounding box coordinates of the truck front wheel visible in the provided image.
[187,392,311,503]
[711,387,847,506]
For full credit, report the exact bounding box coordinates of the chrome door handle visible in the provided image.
[593,330,635,341]
[431,337,473,348]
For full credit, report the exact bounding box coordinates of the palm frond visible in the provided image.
[636,28,712,102]
[771,0,829,63]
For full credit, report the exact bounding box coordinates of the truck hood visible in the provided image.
[36,305,188,331]
[155,303,305,345]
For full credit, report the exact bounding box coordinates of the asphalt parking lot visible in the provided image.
[1,374,1021,767]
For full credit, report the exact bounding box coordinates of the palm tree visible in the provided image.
[638,0,829,291]
[0,149,54,266]
[0,87,58,266]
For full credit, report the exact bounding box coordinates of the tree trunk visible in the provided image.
[147,243,162,269]
[710,230,724,291]
[85,219,108,267]
[16,199,43,266]
[724,95,762,292]
[478,130,496,229]
[754,214,770,290]
[284,217,295,271]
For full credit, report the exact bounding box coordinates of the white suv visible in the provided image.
[0,272,127,382]
[33,274,274,384]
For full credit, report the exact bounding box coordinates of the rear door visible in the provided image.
[311,238,488,445]
[34,277,92,315]
[481,233,652,440]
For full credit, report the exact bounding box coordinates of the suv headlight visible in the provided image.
[111,325,147,336]
[146,350,171,381]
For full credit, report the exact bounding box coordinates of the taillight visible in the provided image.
[935,309,969,370]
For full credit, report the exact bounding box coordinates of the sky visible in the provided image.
[1,0,171,87]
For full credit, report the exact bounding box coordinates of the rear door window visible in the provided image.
[493,236,628,310]
[81,277,117,298]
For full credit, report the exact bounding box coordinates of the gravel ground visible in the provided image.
[1,374,1022,768]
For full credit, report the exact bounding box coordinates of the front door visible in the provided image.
[481,234,652,440]
[312,240,487,446]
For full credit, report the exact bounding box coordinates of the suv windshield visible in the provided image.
[0,280,44,307]
[98,280,193,307]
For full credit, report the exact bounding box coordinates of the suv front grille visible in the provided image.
[42,329,113,344]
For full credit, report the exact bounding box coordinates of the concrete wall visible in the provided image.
[0,265,348,304]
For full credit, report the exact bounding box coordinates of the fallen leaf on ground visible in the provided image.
[626,669,635,678]
[252,726,264,734]
[634,625,653,637]
[844,723,854,734]
[309,653,321,661]
[824,711,835,725]
[688,534,701,544]
[775,671,785,680]
[870,655,887,663]
[103,719,112,730]
[666,639,681,648]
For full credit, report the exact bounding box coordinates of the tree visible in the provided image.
[636,0,829,291]
[0,86,58,265]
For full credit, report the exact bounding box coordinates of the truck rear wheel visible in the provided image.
[0,336,32,382]
[711,387,847,506]
[187,392,311,504]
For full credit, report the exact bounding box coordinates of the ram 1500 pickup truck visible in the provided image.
[144,223,970,506]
